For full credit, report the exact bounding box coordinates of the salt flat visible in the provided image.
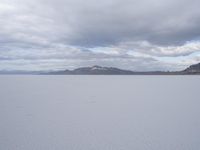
[0,75,199,150]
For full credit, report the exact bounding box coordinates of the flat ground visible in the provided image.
[0,76,199,150]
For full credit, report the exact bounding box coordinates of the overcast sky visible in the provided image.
[0,0,200,71]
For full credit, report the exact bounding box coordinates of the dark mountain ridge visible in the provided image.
[183,63,200,74]
[1,63,200,75]
[50,65,135,75]
[47,63,200,75]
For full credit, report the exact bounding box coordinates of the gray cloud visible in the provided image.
[0,0,200,71]
[2,0,200,46]
[36,0,200,46]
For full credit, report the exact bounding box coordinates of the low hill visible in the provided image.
[183,63,200,74]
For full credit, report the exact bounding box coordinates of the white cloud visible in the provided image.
[0,0,200,71]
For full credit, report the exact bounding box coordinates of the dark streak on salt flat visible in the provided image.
[0,76,200,150]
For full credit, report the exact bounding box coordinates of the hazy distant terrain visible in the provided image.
[1,62,200,75]
[0,76,200,150]
[48,63,200,75]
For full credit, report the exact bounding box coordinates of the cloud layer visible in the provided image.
[0,0,200,71]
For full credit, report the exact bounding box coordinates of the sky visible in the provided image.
[0,0,200,71]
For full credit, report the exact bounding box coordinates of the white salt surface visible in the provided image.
[0,75,200,150]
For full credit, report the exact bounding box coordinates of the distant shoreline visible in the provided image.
[1,63,200,75]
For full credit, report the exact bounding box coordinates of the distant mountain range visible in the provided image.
[45,63,200,75]
[1,63,200,75]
